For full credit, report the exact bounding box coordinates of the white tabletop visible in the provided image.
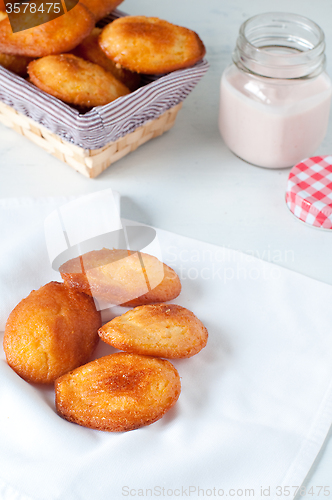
[0,0,331,495]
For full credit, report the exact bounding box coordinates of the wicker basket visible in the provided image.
[0,100,182,178]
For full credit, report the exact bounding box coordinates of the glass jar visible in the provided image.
[219,13,332,169]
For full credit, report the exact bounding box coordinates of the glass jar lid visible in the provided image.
[233,12,326,79]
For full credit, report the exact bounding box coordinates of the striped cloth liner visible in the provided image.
[0,9,209,149]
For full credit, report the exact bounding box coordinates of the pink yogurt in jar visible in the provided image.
[219,13,332,169]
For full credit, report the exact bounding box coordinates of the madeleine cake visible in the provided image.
[99,304,208,358]
[3,281,101,383]
[55,352,181,431]
[99,16,206,74]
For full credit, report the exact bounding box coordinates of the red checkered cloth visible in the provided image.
[286,156,332,229]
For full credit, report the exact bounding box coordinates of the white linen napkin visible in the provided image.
[0,196,332,500]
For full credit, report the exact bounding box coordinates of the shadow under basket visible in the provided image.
[0,100,182,178]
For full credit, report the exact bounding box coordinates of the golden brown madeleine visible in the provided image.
[55,353,181,431]
[3,282,101,384]
[0,53,33,76]
[99,304,208,358]
[0,11,6,20]
[28,54,130,107]
[81,0,123,22]
[72,28,141,91]
[99,16,206,74]
[60,248,181,306]
[0,3,94,57]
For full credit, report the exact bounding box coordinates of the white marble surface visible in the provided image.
[0,0,332,495]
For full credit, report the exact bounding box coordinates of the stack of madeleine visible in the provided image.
[0,0,205,109]
[3,249,208,432]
